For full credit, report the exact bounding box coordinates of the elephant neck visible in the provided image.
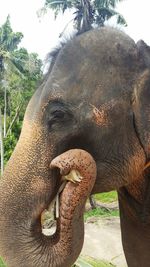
[125,176,146,204]
[118,174,150,267]
[118,171,150,223]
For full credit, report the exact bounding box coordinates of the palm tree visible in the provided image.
[0,16,25,175]
[0,15,23,137]
[43,0,126,34]
[94,0,126,27]
[0,15,23,74]
[0,107,4,176]
[0,17,43,175]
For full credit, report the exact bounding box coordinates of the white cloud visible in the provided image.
[117,0,150,44]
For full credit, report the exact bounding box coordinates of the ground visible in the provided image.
[82,217,127,267]
[42,216,127,267]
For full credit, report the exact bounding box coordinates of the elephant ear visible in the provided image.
[137,40,150,67]
[133,41,150,160]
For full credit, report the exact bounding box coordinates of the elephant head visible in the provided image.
[0,27,150,267]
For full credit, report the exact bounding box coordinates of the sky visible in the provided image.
[0,0,150,60]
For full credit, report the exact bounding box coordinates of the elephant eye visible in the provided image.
[48,109,73,130]
[51,110,65,120]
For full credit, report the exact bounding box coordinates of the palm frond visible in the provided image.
[117,14,127,26]
[43,0,126,33]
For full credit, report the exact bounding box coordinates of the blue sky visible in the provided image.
[0,0,149,60]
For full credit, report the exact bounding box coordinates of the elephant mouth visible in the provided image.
[40,149,97,239]
[41,168,83,234]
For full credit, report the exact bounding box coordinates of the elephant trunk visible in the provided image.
[0,149,96,267]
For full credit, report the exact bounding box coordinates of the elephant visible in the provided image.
[0,26,150,267]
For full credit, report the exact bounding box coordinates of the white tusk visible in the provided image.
[41,170,82,225]
[62,169,83,183]
[55,193,59,218]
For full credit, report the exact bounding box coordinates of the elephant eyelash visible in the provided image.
[51,110,66,120]
[48,110,73,129]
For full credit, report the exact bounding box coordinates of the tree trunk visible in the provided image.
[0,107,4,176]
[80,0,92,33]
[3,85,7,138]
[89,195,97,209]
[6,102,23,137]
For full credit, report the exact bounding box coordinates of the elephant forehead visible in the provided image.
[26,27,140,118]
[55,27,138,70]
[41,65,132,108]
[40,28,139,106]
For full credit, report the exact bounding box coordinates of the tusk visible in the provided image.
[56,193,59,219]
[62,170,83,183]
[55,181,67,218]
[58,181,67,193]
[47,181,67,212]
[55,170,82,218]
[41,181,67,226]
[41,170,82,225]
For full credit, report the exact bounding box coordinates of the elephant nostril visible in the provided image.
[50,168,61,180]
[50,161,70,176]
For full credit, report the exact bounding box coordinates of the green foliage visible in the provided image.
[4,122,21,163]
[43,0,127,34]
[0,257,6,267]
[74,256,116,267]
[4,133,17,163]
[0,17,43,168]
[0,15,23,53]
[0,15,24,76]
[84,207,119,220]
[45,0,73,17]
[86,191,119,219]
[94,191,118,203]
[0,256,116,267]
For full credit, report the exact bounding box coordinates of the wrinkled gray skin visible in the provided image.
[0,27,150,267]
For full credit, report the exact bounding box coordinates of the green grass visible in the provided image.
[0,255,116,267]
[94,191,118,203]
[0,257,6,267]
[84,207,119,221]
[74,256,115,266]
[86,191,119,220]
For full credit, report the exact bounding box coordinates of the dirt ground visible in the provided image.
[82,217,127,267]
[43,216,127,267]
